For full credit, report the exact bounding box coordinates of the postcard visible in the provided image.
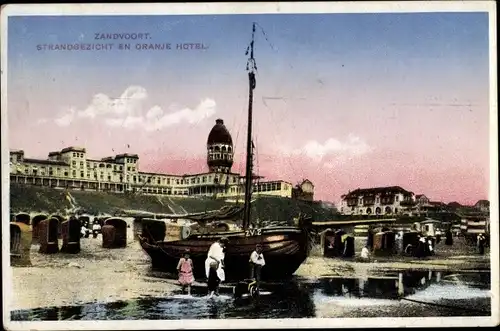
[1,1,498,330]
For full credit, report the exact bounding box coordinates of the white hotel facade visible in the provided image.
[10,119,312,200]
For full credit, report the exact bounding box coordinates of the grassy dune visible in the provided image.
[9,184,340,223]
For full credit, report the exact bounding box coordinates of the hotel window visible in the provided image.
[108,175,111,181]
[202,176,206,183]
[197,178,200,184]
[72,170,76,177]
[87,173,90,178]
[80,161,83,167]
[81,171,84,178]
[157,179,161,184]
[167,178,171,184]
[277,182,282,190]
[72,161,76,166]
[126,176,130,181]
[94,173,98,178]
[133,176,137,183]
[64,171,69,177]
[395,195,399,202]
[73,152,76,157]
[176,179,179,185]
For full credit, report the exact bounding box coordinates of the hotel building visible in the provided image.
[339,186,416,216]
[9,119,312,200]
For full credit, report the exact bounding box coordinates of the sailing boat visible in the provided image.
[138,23,312,282]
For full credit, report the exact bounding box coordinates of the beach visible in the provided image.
[8,228,490,311]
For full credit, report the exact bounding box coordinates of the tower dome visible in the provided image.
[207,119,234,173]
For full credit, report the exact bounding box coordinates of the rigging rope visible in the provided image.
[251,23,303,183]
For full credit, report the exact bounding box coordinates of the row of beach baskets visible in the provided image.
[10,214,129,267]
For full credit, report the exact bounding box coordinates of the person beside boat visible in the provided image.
[177,249,194,295]
[205,237,229,296]
[207,262,221,297]
[249,244,265,283]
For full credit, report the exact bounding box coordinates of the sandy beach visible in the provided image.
[8,228,490,311]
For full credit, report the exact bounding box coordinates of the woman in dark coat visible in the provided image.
[445,229,453,246]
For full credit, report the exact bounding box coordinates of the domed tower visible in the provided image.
[207,119,234,173]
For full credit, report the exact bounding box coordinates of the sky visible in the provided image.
[7,12,492,205]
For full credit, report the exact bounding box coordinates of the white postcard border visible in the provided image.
[1,1,498,329]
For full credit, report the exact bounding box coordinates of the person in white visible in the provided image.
[360,245,370,261]
[249,244,266,282]
[205,237,228,283]
[80,225,87,238]
[92,221,101,238]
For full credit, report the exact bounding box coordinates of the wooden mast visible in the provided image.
[243,23,257,230]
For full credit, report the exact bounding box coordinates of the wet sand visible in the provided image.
[9,232,490,311]
[9,226,180,311]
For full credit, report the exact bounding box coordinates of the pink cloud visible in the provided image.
[138,147,488,206]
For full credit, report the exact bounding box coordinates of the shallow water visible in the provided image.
[11,270,491,320]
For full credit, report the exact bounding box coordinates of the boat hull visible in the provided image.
[139,227,309,282]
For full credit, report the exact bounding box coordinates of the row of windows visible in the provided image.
[13,165,289,190]
[140,187,188,195]
[71,152,85,158]
[346,195,415,206]
[123,158,137,164]
[208,153,233,161]
[208,146,233,153]
[342,206,399,214]
[253,182,283,192]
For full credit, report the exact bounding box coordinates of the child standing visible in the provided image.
[177,249,194,295]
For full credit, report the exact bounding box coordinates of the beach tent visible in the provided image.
[38,217,60,254]
[31,214,49,241]
[102,217,127,248]
[373,231,395,256]
[61,218,81,254]
[10,222,32,266]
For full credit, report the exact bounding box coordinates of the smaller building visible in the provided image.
[292,179,314,202]
[474,200,490,213]
[415,194,430,205]
[339,186,415,216]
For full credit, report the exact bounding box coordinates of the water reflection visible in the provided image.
[11,271,490,321]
